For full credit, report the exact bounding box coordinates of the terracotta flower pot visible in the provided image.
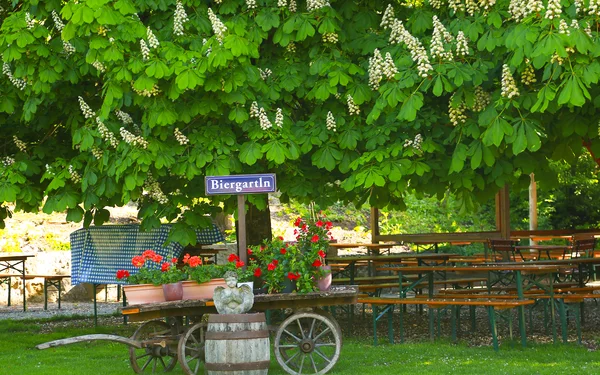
[123,284,165,305]
[318,265,332,291]
[162,281,184,301]
[182,278,227,300]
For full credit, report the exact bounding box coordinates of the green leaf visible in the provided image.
[0,183,19,202]
[114,0,137,14]
[229,107,249,124]
[125,174,136,190]
[255,9,280,31]
[449,144,468,174]
[512,126,527,155]
[66,206,84,222]
[312,145,342,171]
[296,17,315,41]
[176,69,202,90]
[262,140,287,164]
[482,117,513,147]
[224,35,250,57]
[397,92,423,121]
[239,142,263,166]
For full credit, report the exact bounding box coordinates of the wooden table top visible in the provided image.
[329,243,399,249]
[387,264,572,273]
[0,254,35,261]
[486,258,600,266]
[327,253,452,263]
[514,245,571,250]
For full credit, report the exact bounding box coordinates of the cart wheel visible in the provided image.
[313,309,342,347]
[129,320,178,373]
[274,312,341,375]
[177,322,206,375]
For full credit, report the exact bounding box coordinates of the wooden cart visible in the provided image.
[37,285,358,375]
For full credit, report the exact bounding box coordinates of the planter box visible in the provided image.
[123,283,165,305]
[182,279,227,300]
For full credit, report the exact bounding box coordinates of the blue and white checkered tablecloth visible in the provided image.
[70,224,225,285]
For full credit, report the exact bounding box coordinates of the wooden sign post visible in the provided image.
[205,174,277,265]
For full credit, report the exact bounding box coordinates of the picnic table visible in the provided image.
[0,253,35,310]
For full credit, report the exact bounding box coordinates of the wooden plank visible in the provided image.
[375,232,502,243]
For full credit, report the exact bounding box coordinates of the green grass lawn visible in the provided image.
[2,318,599,375]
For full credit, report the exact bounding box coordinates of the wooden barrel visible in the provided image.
[205,313,270,375]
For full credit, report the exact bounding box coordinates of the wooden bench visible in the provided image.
[0,274,71,309]
[357,277,487,294]
[358,296,535,350]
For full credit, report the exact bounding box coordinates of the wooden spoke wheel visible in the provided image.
[177,322,206,375]
[274,312,342,375]
[129,320,178,374]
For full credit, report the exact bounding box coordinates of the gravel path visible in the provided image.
[0,301,122,321]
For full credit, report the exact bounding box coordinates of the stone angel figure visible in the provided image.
[213,270,254,314]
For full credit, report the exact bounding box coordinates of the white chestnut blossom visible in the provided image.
[120,127,148,149]
[139,40,150,61]
[389,19,432,78]
[448,0,465,13]
[278,0,287,6]
[509,0,544,22]
[2,62,27,90]
[430,0,443,9]
[570,20,580,29]
[584,22,593,37]
[404,134,423,150]
[147,27,160,49]
[473,86,491,112]
[132,83,160,97]
[173,1,189,36]
[92,61,106,72]
[78,97,95,119]
[91,147,103,160]
[275,108,284,128]
[62,40,76,55]
[69,165,82,183]
[2,156,15,166]
[96,117,119,148]
[250,101,260,118]
[551,53,564,65]
[322,33,338,43]
[208,8,227,44]
[25,13,35,29]
[347,95,360,115]
[456,31,469,57]
[145,173,168,204]
[381,4,395,29]
[13,136,27,152]
[368,49,384,90]
[259,68,272,80]
[287,42,297,53]
[246,0,257,9]
[589,0,600,16]
[382,52,398,79]
[521,62,536,86]
[289,0,297,12]
[480,0,496,13]
[430,16,453,61]
[258,108,272,130]
[174,128,189,145]
[326,111,336,132]
[51,10,65,31]
[545,0,562,19]
[307,0,330,11]
[465,0,479,15]
[501,64,519,99]
[558,19,569,35]
[448,95,467,126]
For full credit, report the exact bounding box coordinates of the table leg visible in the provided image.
[428,272,434,341]
[578,263,585,325]
[22,260,26,311]
[349,262,356,285]
[515,271,527,348]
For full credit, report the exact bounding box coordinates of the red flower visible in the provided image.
[278,236,284,241]
[280,248,287,255]
[247,248,253,255]
[228,253,240,262]
[171,257,178,264]
[312,259,322,267]
[287,272,301,280]
[294,217,302,227]
[142,249,157,259]
[188,256,202,267]
[116,270,130,280]
[318,250,326,258]
[152,254,163,263]
[132,255,145,268]
[161,262,170,272]
[260,245,266,251]
[267,262,277,271]
[325,221,333,230]
[254,268,262,277]
[311,235,320,243]
[236,260,245,268]
[301,224,307,232]
[273,259,279,265]
[316,220,324,227]
[182,254,190,264]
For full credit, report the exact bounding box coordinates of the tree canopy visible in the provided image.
[1,0,599,244]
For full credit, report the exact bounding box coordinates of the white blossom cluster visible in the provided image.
[2,62,27,90]
[381,4,395,29]
[521,63,536,85]
[132,83,160,97]
[258,108,272,130]
[201,38,212,56]
[278,0,287,6]
[78,97,95,119]
[68,165,82,183]
[584,22,593,37]
[334,92,341,99]
[551,53,564,65]
[575,0,584,13]
[322,33,338,43]
[557,20,570,36]
[368,49,384,90]
[448,0,465,13]
[96,117,119,148]
[465,0,479,15]
[147,27,160,49]
[208,8,227,44]
[275,108,284,128]
[326,111,336,132]
[174,128,189,145]
[140,40,150,60]
[430,0,443,9]
[115,110,133,125]
[456,31,469,57]
[2,156,15,167]
[509,0,544,22]
[145,173,168,204]
[92,61,106,72]
[63,40,76,55]
[97,26,109,36]
[307,0,330,11]
[501,64,519,99]
[382,52,398,79]
[448,96,467,126]
[287,42,297,53]
[545,0,562,19]
[430,16,453,61]
[120,127,148,148]
[289,0,297,12]
[473,86,491,112]
[109,37,115,43]
[404,134,423,150]
[52,11,65,31]
[250,101,259,118]
[174,1,189,36]
[246,0,257,9]
[13,136,27,152]
[389,19,432,78]
[91,147,103,160]
[25,13,35,29]
[571,20,580,29]
[479,0,497,13]
[347,95,360,115]
[259,68,272,80]
[589,0,600,16]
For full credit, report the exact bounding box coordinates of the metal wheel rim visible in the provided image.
[274,312,341,375]
[129,320,177,374]
[177,322,206,375]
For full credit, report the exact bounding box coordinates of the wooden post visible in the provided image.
[495,185,511,239]
[237,195,247,266]
[529,173,538,246]
[370,207,380,244]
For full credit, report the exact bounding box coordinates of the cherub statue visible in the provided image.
[213,270,254,314]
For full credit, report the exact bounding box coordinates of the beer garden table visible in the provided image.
[0,253,35,311]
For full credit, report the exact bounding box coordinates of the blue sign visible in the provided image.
[205,174,277,195]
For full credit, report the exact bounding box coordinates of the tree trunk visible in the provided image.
[235,197,272,248]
